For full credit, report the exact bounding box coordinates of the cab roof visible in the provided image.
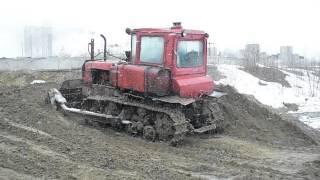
[132,23,206,35]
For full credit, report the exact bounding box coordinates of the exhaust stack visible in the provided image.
[100,34,107,61]
[171,22,182,29]
[89,39,95,60]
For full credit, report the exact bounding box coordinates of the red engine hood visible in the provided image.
[172,75,215,98]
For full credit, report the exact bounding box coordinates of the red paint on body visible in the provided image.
[82,24,215,98]
[118,65,146,92]
[172,75,214,97]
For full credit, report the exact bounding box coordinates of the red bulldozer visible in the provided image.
[47,22,225,145]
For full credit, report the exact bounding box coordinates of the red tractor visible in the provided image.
[48,22,224,145]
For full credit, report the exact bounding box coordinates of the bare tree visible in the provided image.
[303,59,320,97]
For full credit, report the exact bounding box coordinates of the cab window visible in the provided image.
[140,36,164,64]
[131,34,136,61]
[177,40,203,68]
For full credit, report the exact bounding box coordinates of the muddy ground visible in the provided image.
[0,70,320,180]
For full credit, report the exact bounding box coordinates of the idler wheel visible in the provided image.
[155,114,174,141]
[143,125,156,141]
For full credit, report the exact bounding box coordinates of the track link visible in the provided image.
[87,95,189,145]
[57,82,225,145]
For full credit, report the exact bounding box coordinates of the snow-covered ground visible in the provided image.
[30,80,46,84]
[215,64,320,130]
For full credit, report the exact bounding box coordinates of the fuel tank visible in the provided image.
[112,64,170,96]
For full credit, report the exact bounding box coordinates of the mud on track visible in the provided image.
[0,70,319,179]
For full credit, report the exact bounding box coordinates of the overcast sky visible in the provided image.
[0,0,319,58]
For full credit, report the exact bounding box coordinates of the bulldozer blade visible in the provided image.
[47,88,130,124]
[193,124,217,134]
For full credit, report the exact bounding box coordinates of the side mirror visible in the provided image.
[125,28,132,35]
[125,51,131,61]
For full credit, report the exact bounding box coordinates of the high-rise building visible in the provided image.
[208,42,217,57]
[279,46,293,62]
[244,44,260,66]
[24,26,53,57]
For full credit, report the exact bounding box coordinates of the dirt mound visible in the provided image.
[217,85,319,146]
[0,70,319,179]
[0,70,81,87]
[240,66,291,87]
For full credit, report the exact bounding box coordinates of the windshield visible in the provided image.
[140,36,164,64]
[177,40,203,68]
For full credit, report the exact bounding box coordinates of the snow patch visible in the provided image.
[216,64,296,108]
[216,64,320,129]
[30,80,46,84]
[299,116,320,129]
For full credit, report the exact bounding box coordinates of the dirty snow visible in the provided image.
[299,115,320,130]
[30,80,46,84]
[215,64,320,129]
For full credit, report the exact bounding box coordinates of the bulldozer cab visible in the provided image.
[126,22,209,77]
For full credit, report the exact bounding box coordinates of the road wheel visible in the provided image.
[143,125,156,141]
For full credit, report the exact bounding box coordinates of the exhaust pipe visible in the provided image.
[100,34,107,61]
[47,88,131,124]
[88,39,95,60]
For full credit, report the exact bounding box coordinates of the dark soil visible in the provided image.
[282,69,304,76]
[217,85,319,146]
[0,70,319,179]
[240,66,291,87]
[0,70,81,87]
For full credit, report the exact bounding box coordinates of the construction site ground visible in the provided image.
[0,70,320,180]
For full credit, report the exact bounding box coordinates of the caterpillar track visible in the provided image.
[48,80,225,146]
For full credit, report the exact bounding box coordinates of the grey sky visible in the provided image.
[0,0,319,58]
